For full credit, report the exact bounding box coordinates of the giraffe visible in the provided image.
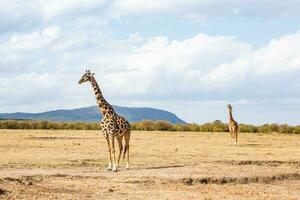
[78,70,131,172]
[227,104,239,145]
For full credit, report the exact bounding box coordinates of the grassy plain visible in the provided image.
[0,129,299,199]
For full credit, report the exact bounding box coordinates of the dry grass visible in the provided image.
[0,129,300,199]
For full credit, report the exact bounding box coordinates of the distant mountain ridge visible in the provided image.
[0,105,186,124]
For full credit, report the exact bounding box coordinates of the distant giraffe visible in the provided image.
[79,70,131,172]
[227,104,239,145]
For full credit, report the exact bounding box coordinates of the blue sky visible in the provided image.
[0,0,300,124]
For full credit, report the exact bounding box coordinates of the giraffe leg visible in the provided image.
[235,132,238,145]
[117,136,123,168]
[229,131,233,145]
[123,131,130,170]
[105,136,112,171]
[111,136,118,172]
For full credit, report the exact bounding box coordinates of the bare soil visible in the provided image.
[0,130,299,199]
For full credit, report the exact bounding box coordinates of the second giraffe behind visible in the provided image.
[78,70,131,172]
[227,104,239,145]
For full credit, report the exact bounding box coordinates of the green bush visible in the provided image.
[135,120,156,131]
[293,126,300,134]
[257,124,272,133]
[155,120,173,131]
[239,124,257,133]
[278,124,293,134]
[189,123,201,132]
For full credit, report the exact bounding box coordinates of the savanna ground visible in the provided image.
[0,130,300,199]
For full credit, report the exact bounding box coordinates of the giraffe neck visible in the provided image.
[229,110,234,121]
[90,77,114,118]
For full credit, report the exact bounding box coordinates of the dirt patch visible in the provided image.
[2,177,24,184]
[22,175,44,183]
[1,175,43,186]
[47,173,68,178]
[238,143,272,147]
[46,173,104,179]
[182,173,300,185]
[216,160,300,167]
[0,188,7,196]
[145,165,185,170]
[27,136,84,140]
[66,158,104,167]
[124,178,155,185]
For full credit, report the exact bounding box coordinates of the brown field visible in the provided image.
[0,130,300,200]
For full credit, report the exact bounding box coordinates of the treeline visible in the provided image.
[132,120,300,134]
[0,119,299,134]
[0,120,100,130]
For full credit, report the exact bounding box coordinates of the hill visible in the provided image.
[0,105,186,124]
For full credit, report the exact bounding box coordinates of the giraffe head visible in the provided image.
[78,70,94,84]
[227,104,232,111]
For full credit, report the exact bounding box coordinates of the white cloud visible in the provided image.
[7,26,60,51]
[96,33,246,93]
[0,1,36,21]
[105,34,252,94]
[37,0,108,20]
[97,30,300,98]
[0,0,108,21]
[108,0,300,20]
[204,31,300,86]
[0,23,300,118]
[0,73,61,105]
[1,0,300,30]
[0,26,60,74]
[108,0,240,20]
[252,31,300,76]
